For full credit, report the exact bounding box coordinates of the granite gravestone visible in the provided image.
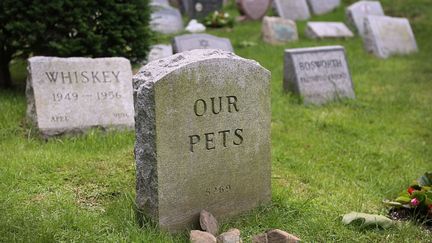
[274,0,310,21]
[172,34,234,53]
[181,0,223,19]
[236,0,271,20]
[284,46,355,105]
[147,45,173,62]
[262,17,298,44]
[307,0,340,15]
[363,16,418,59]
[346,1,385,36]
[305,22,354,39]
[26,57,134,137]
[133,49,271,232]
[150,5,184,34]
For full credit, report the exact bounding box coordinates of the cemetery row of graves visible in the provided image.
[1,0,431,241]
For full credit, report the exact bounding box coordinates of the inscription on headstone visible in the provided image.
[133,49,271,232]
[284,46,355,105]
[363,16,418,59]
[307,0,340,15]
[305,22,354,39]
[346,1,385,36]
[26,57,134,137]
[181,0,223,19]
[262,17,298,44]
[172,34,234,53]
[274,0,310,21]
[236,0,271,20]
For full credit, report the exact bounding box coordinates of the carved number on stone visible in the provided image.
[96,91,122,100]
[205,185,232,195]
[52,92,78,102]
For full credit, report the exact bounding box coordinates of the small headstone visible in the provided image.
[181,0,223,19]
[217,228,242,243]
[363,16,418,59]
[305,22,354,39]
[200,210,219,236]
[191,230,217,243]
[283,46,355,105]
[307,0,340,15]
[172,34,234,53]
[147,45,173,63]
[346,1,385,36]
[150,5,183,34]
[134,49,271,232]
[262,17,298,44]
[274,0,311,21]
[236,0,271,20]
[266,229,301,242]
[186,19,207,33]
[26,57,134,137]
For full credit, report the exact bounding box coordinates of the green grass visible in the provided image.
[1,0,432,242]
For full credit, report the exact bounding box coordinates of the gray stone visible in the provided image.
[236,0,271,20]
[172,34,234,53]
[251,233,267,243]
[363,15,418,59]
[147,44,173,63]
[307,0,340,15]
[346,1,385,36]
[191,230,217,243]
[217,228,242,243]
[283,46,355,105]
[266,229,301,243]
[200,210,219,236]
[305,22,354,39]
[262,17,298,44]
[150,5,183,34]
[181,0,223,19]
[134,49,271,232]
[274,0,310,21]
[26,57,134,137]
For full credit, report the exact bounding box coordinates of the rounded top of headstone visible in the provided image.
[133,49,268,91]
[237,0,271,20]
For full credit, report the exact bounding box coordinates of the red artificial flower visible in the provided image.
[411,198,420,207]
[407,187,415,195]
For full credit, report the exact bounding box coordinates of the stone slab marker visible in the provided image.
[134,49,271,232]
[172,34,234,53]
[26,57,134,137]
[284,46,355,105]
[363,16,418,59]
[236,0,271,20]
[346,0,385,36]
[274,0,310,21]
[305,22,354,39]
[262,17,298,44]
[307,0,340,15]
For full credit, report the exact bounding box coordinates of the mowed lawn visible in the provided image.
[1,0,432,242]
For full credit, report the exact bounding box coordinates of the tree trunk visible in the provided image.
[0,53,12,89]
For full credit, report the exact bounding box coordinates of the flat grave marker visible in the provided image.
[307,0,340,15]
[172,34,234,53]
[305,22,354,39]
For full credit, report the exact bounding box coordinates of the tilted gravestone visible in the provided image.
[26,57,134,137]
[236,0,271,20]
[262,17,298,44]
[274,0,310,21]
[307,0,340,15]
[346,1,385,36]
[363,16,418,59]
[133,49,271,232]
[150,5,184,34]
[181,0,223,19]
[172,34,234,53]
[305,22,354,39]
[284,46,355,105]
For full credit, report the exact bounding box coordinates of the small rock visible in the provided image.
[251,233,268,243]
[217,228,242,243]
[190,230,217,243]
[266,229,301,243]
[200,210,219,236]
[186,19,206,33]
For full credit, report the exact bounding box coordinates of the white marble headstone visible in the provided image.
[346,1,385,36]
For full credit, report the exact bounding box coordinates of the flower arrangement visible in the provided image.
[203,11,235,28]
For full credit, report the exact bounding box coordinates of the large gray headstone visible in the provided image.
[236,0,271,20]
[363,16,418,59]
[133,49,271,232]
[26,57,134,137]
[262,17,298,44]
[346,1,385,36]
[181,0,223,19]
[274,0,310,21]
[172,34,234,53]
[150,5,184,34]
[307,0,340,15]
[284,46,355,105]
[305,22,354,39]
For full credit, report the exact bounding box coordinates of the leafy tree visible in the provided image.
[0,0,153,88]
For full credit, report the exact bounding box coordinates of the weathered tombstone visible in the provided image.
[363,16,418,59]
[346,1,385,36]
[147,45,173,63]
[274,0,310,21]
[262,17,298,44]
[307,0,340,15]
[172,34,234,53]
[305,22,354,39]
[133,49,271,232]
[181,0,223,19]
[284,46,355,105]
[236,0,271,20]
[150,5,184,34]
[26,57,134,137]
